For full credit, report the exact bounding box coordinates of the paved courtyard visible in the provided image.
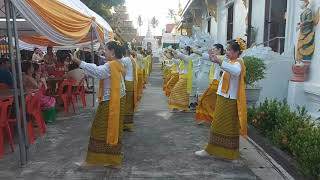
[0,64,291,180]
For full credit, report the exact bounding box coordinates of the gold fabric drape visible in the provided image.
[26,0,104,42]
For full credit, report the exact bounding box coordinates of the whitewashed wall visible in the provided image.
[308,0,320,84]
[210,17,218,38]
[216,0,227,45]
[232,0,247,39]
[285,0,320,117]
[243,47,293,104]
[251,0,266,44]
[304,0,320,116]
[201,11,208,33]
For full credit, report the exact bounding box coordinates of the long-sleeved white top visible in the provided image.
[121,57,134,81]
[213,63,222,80]
[216,60,242,99]
[80,61,126,101]
[176,51,191,74]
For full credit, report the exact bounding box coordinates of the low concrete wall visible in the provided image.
[242,47,294,104]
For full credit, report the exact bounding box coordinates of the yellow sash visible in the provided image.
[209,64,215,83]
[187,60,193,94]
[179,60,184,73]
[221,60,237,94]
[131,58,138,108]
[98,60,122,145]
[237,60,247,137]
[171,64,177,73]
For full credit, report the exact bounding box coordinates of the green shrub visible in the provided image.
[248,99,320,179]
[243,56,266,86]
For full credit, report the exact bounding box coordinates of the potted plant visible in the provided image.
[243,56,266,107]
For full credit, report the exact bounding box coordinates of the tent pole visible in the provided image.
[4,0,27,166]
[11,2,29,162]
[90,27,95,107]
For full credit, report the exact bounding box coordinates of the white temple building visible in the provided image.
[177,0,320,118]
[142,25,159,54]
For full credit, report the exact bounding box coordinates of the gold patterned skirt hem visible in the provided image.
[85,98,125,166]
[168,77,189,110]
[205,95,240,160]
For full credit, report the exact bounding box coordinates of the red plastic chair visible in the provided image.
[25,91,47,138]
[56,79,76,113]
[0,97,16,158]
[73,79,86,108]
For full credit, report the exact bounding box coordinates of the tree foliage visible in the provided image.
[80,0,125,21]
[168,9,177,23]
[151,16,159,29]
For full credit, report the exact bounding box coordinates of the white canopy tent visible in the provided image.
[0,0,113,47]
[1,0,114,166]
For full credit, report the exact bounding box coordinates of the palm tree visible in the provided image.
[137,15,143,35]
[151,16,159,30]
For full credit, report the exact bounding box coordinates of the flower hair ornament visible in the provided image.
[235,38,247,51]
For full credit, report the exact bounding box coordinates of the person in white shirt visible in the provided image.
[71,41,126,168]
[121,46,135,131]
[195,39,248,161]
[32,47,44,63]
[64,63,86,86]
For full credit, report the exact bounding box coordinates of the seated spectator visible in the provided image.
[64,63,86,86]
[0,57,13,88]
[22,62,55,110]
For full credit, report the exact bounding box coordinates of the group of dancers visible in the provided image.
[68,32,248,168]
[71,41,152,168]
[162,34,248,161]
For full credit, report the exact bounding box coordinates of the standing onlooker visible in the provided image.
[32,47,44,63]
[44,46,57,71]
[0,57,13,88]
